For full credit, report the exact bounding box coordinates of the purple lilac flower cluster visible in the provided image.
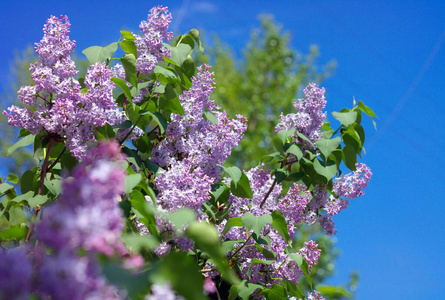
[275,83,327,148]
[3,16,124,159]
[302,163,372,235]
[0,142,127,299]
[220,166,321,285]
[151,65,247,214]
[135,5,173,78]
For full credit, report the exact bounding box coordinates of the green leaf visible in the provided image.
[162,208,196,230]
[0,225,27,241]
[230,280,263,300]
[122,233,159,252]
[275,168,289,183]
[317,285,353,298]
[271,210,291,245]
[167,43,192,66]
[102,262,151,299]
[313,159,337,181]
[153,65,177,78]
[7,134,35,155]
[44,178,62,196]
[21,170,36,194]
[82,42,118,64]
[287,252,303,267]
[332,111,358,127]
[158,252,207,300]
[278,128,295,143]
[111,77,132,101]
[342,144,357,171]
[261,284,288,300]
[125,173,141,195]
[221,239,244,254]
[129,190,159,237]
[284,143,303,161]
[139,110,167,134]
[11,191,34,203]
[189,28,205,52]
[6,173,19,184]
[120,40,138,58]
[296,132,315,148]
[241,213,272,236]
[316,137,341,160]
[211,183,230,204]
[222,217,243,235]
[120,53,138,87]
[120,30,136,40]
[204,111,218,124]
[284,280,306,299]
[358,100,378,129]
[220,166,253,199]
[187,222,240,284]
[28,194,49,209]
[254,244,275,259]
[301,260,312,288]
[0,183,13,194]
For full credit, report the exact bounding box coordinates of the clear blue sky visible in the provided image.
[1,0,444,299]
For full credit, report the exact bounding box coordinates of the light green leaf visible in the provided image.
[120,30,136,40]
[284,143,303,161]
[120,53,138,87]
[82,42,118,64]
[316,136,341,160]
[241,213,272,236]
[153,65,177,78]
[313,159,337,181]
[7,134,35,156]
[28,194,49,209]
[125,174,141,195]
[332,111,358,127]
[0,183,13,194]
[120,40,138,58]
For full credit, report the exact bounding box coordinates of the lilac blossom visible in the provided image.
[146,282,184,300]
[36,253,121,300]
[275,83,327,148]
[135,5,173,77]
[152,65,247,181]
[219,166,320,286]
[36,141,126,255]
[0,247,32,300]
[3,16,124,159]
[333,163,372,199]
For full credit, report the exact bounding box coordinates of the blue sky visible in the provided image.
[1,0,444,299]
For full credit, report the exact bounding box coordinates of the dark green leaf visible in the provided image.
[102,262,151,299]
[342,145,357,171]
[189,28,205,52]
[211,183,230,204]
[129,190,158,237]
[21,170,36,194]
[139,110,167,134]
[111,77,132,101]
[275,168,289,183]
[222,217,243,235]
[271,210,291,245]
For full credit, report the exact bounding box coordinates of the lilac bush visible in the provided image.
[0,5,377,299]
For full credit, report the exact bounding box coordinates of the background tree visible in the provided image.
[201,15,336,170]
[201,16,355,299]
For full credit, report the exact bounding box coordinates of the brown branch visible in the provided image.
[25,137,55,243]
